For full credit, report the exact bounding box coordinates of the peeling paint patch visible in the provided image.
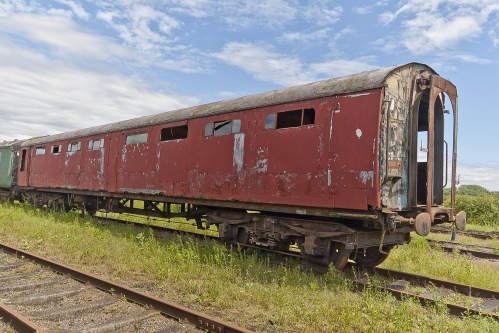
[356,129,362,138]
[359,171,374,186]
[233,133,245,172]
[255,159,268,173]
[328,169,332,186]
[347,92,372,98]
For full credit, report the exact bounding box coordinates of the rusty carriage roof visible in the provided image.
[22,62,436,147]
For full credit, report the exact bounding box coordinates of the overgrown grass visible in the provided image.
[1,203,498,332]
[380,236,499,291]
[427,231,499,249]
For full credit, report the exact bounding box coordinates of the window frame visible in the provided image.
[88,138,104,151]
[160,125,188,142]
[51,144,62,155]
[125,132,148,146]
[265,108,316,130]
[67,142,81,153]
[204,119,241,137]
[35,147,46,155]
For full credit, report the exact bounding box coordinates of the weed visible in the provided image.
[1,202,499,333]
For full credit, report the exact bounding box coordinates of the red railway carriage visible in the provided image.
[16,63,465,273]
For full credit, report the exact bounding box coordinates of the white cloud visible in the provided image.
[370,37,399,53]
[0,13,131,61]
[97,4,181,54]
[379,0,499,54]
[0,7,199,142]
[219,0,298,29]
[212,42,377,86]
[55,0,90,20]
[309,58,378,78]
[0,0,37,16]
[167,0,212,18]
[489,29,499,47]
[212,42,312,86]
[302,0,342,26]
[0,38,199,141]
[403,13,482,54]
[353,1,389,15]
[458,161,499,191]
[447,53,491,64]
[281,28,332,43]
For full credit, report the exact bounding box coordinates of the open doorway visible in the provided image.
[416,90,446,206]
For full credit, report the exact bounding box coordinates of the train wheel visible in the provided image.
[350,245,392,267]
[307,242,350,275]
[329,242,350,270]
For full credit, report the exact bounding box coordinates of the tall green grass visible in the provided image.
[1,203,498,333]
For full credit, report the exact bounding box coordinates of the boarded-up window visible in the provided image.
[160,125,188,141]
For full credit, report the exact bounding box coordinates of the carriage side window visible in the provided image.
[88,138,104,150]
[35,147,46,155]
[67,142,81,152]
[303,108,315,125]
[126,133,148,145]
[204,119,241,137]
[266,108,315,129]
[214,120,232,136]
[204,123,214,136]
[277,109,302,129]
[51,145,62,154]
[265,113,276,129]
[160,125,188,141]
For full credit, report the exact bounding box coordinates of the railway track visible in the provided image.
[2,212,499,332]
[350,265,499,319]
[97,215,499,320]
[432,225,499,240]
[426,239,499,260]
[0,243,254,333]
[98,215,499,262]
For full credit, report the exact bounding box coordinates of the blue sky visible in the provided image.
[1,0,498,190]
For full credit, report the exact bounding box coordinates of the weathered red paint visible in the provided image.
[17,90,382,213]
[16,63,462,227]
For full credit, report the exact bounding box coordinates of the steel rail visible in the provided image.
[0,243,254,333]
[426,239,499,260]
[368,266,499,300]
[0,302,46,333]
[99,216,499,320]
[348,266,499,319]
[352,280,499,319]
[431,226,499,240]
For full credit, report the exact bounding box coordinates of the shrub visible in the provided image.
[448,194,499,226]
